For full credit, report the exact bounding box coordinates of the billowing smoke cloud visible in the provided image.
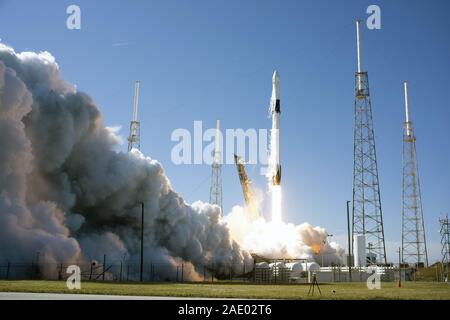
[0,44,252,279]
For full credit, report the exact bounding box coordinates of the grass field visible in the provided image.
[0,281,449,299]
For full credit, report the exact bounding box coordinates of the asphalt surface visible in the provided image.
[0,292,228,300]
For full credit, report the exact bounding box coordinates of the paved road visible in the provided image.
[0,292,230,300]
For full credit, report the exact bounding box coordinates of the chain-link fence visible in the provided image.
[0,260,254,282]
[0,259,428,283]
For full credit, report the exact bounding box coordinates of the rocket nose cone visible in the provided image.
[272,70,280,83]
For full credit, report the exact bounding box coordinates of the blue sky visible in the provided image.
[1,0,449,263]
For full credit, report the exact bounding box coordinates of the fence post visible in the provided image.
[149,263,152,281]
[59,263,63,280]
[230,265,232,281]
[151,263,154,281]
[275,266,277,283]
[6,262,10,280]
[102,254,106,281]
[253,260,256,282]
[181,263,184,282]
[176,265,179,282]
[203,266,206,282]
[126,263,130,281]
[89,263,93,280]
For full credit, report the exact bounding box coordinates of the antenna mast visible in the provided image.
[128,80,141,152]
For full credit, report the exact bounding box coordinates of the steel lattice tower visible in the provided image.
[209,120,223,215]
[351,20,387,265]
[128,81,141,152]
[401,81,428,267]
[440,215,450,281]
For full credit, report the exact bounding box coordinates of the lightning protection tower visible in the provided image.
[128,80,141,152]
[209,120,223,215]
[440,215,450,281]
[351,20,387,265]
[401,81,428,267]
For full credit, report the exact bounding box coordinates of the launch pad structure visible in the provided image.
[210,120,223,215]
[351,20,387,265]
[440,215,450,281]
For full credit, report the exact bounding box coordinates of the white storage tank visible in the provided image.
[301,262,320,272]
[269,262,286,277]
[353,234,367,267]
[255,262,270,269]
[285,262,303,278]
[269,262,285,269]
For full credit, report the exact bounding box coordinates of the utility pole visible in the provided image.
[347,200,352,281]
[351,20,387,265]
[35,251,41,279]
[398,247,402,287]
[102,254,106,281]
[140,202,145,282]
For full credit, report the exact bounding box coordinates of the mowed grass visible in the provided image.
[0,281,450,299]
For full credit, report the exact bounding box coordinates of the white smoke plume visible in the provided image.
[0,44,252,279]
[225,202,345,266]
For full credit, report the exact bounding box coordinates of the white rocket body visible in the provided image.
[269,71,281,186]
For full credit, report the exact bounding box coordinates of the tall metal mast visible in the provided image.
[401,81,428,267]
[351,20,387,265]
[209,120,223,215]
[128,80,141,152]
[439,215,449,281]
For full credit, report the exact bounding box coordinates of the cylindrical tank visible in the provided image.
[285,262,303,277]
[269,262,285,277]
[301,262,320,272]
[255,262,270,269]
[269,262,285,268]
[269,261,284,268]
[353,234,366,267]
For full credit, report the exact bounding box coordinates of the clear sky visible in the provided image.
[1,0,449,263]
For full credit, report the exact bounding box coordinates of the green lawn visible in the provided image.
[0,281,449,299]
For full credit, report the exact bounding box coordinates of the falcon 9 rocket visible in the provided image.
[269,70,281,186]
